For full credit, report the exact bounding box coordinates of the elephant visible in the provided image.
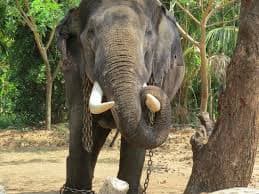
[57,0,185,193]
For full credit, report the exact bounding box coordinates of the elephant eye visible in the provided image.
[87,28,95,37]
[145,29,152,36]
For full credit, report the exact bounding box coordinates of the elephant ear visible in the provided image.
[57,8,94,152]
[56,8,83,73]
[152,5,185,101]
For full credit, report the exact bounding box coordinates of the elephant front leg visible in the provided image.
[118,137,146,194]
[64,114,111,194]
[64,104,92,193]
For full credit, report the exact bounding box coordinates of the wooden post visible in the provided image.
[98,177,129,194]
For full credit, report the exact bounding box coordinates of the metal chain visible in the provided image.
[60,185,95,194]
[82,74,94,152]
[142,76,157,194]
[142,149,154,194]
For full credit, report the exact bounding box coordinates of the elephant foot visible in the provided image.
[118,138,146,194]
[127,186,143,194]
[64,155,93,193]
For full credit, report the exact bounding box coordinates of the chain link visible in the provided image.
[82,74,93,152]
[142,76,159,194]
[60,185,95,194]
[142,149,153,194]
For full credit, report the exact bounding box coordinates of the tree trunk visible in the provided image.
[184,1,259,194]
[46,69,52,131]
[15,0,60,131]
[200,23,209,113]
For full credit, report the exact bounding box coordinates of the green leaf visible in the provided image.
[29,0,64,36]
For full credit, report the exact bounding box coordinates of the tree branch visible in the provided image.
[207,16,239,28]
[202,0,216,24]
[216,0,238,11]
[52,61,61,81]
[175,1,201,26]
[200,0,204,12]
[23,0,38,28]
[46,27,56,50]
[24,0,30,12]
[190,112,215,158]
[15,0,34,29]
[207,0,238,22]
[16,0,52,82]
[16,0,48,58]
[175,22,200,47]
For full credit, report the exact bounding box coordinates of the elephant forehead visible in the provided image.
[104,6,137,16]
[93,5,142,26]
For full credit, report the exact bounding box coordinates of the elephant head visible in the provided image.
[64,0,185,149]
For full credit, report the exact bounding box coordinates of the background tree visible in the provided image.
[15,0,66,130]
[184,0,259,193]
[0,1,19,127]
[0,0,80,128]
[0,0,240,128]
[174,0,239,113]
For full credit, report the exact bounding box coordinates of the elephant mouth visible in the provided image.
[89,82,161,115]
[88,81,171,149]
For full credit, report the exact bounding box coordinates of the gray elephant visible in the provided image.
[57,0,184,193]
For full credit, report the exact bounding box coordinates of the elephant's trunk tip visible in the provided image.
[145,93,161,113]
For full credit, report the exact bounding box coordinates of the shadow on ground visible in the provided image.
[0,147,65,154]
[0,159,60,166]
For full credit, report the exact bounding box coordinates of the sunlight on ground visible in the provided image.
[0,128,258,194]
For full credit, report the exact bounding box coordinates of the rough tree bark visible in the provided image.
[184,1,259,194]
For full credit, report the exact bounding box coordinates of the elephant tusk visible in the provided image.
[143,83,161,112]
[89,82,115,114]
[145,94,161,113]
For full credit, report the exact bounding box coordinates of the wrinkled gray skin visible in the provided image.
[57,0,184,193]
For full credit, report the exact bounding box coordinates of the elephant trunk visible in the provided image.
[100,27,172,149]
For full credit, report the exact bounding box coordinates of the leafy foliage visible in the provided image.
[169,0,239,123]
[206,26,238,56]
[29,0,63,36]
[8,26,46,124]
[0,0,79,126]
[0,0,240,127]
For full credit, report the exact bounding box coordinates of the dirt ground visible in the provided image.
[0,127,258,194]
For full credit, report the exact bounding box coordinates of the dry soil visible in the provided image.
[0,127,258,194]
